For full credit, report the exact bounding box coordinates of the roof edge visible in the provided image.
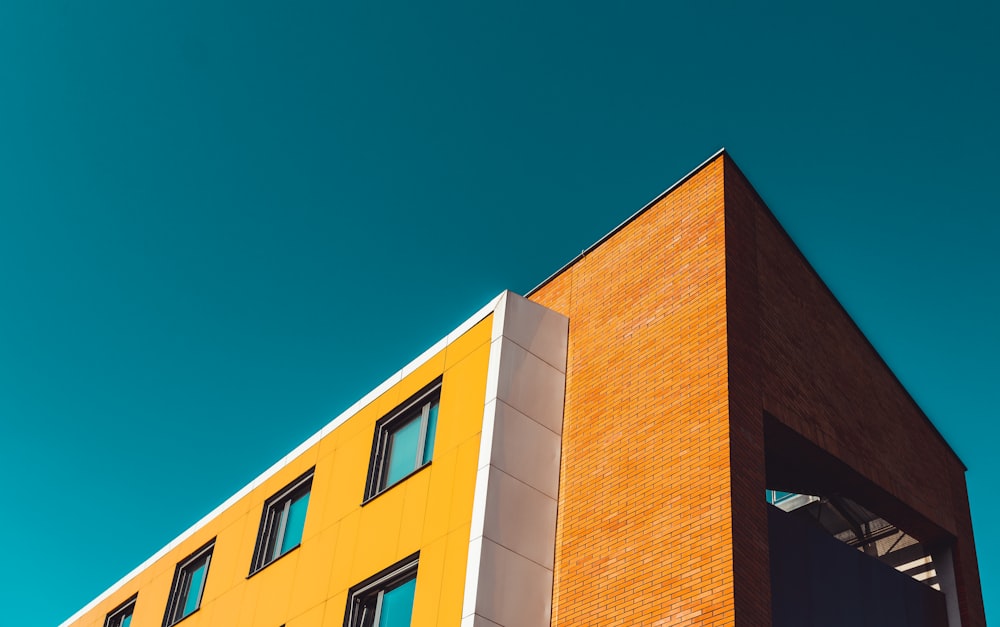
[526,147,727,297]
[722,154,969,472]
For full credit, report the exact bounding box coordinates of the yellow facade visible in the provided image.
[69,315,494,627]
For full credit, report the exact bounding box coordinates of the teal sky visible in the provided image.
[1,1,997,624]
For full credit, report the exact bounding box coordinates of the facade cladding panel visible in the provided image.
[64,151,985,627]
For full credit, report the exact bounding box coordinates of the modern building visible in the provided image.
[62,151,986,627]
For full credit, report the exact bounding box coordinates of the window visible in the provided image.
[344,553,419,627]
[364,378,441,501]
[163,540,214,627]
[249,468,314,574]
[104,595,136,627]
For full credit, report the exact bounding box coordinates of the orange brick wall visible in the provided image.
[528,151,984,626]
[530,158,740,626]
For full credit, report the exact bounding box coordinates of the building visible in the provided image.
[62,151,986,627]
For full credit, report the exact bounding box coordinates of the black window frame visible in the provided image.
[363,378,442,502]
[249,467,315,575]
[162,539,215,627]
[344,552,420,627]
[103,594,137,627]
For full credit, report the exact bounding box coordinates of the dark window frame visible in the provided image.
[363,378,442,503]
[343,552,420,627]
[162,539,215,627]
[103,594,137,627]
[249,467,315,575]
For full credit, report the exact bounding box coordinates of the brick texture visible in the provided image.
[721,158,771,627]
[531,159,737,626]
[529,152,985,626]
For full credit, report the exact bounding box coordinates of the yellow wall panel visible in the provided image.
[448,436,481,533]
[253,443,320,510]
[198,484,257,536]
[172,608,204,627]
[302,453,336,542]
[397,350,447,401]
[438,524,474,626]
[287,524,339,618]
[397,467,432,554]
[319,401,371,445]
[410,536,450,627]
[352,486,408,580]
[319,434,371,525]
[129,569,172,627]
[444,317,492,370]
[321,593,349,627]
[420,447,458,545]
[315,422,341,464]
[202,514,250,602]
[204,588,245,627]
[251,558,297,626]
[66,313,493,627]
[327,512,361,598]
[433,342,490,454]
[286,601,326,627]
[409,535,448,624]
[235,576,261,627]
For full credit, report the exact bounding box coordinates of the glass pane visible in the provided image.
[270,505,289,561]
[772,490,794,503]
[121,614,132,627]
[421,402,439,465]
[280,491,310,554]
[378,576,416,627]
[385,416,420,486]
[183,562,207,617]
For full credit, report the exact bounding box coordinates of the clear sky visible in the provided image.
[1,0,996,624]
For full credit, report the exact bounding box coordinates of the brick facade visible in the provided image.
[529,152,985,626]
[531,158,737,626]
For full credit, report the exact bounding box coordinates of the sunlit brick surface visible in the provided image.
[531,153,985,626]
[530,159,737,626]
